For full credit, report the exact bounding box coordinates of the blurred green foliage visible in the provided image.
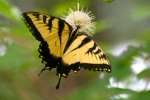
[103,0,114,3]
[0,0,150,100]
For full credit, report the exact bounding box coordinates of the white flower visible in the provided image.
[64,3,95,34]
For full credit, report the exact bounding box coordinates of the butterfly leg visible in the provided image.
[38,66,51,76]
[56,74,62,89]
[38,67,46,76]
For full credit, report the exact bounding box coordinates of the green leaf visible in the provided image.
[95,20,111,33]
[66,80,111,100]
[137,69,150,81]
[0,0,21,21]
[50,0,91,16]
[111,46,141,80]
[103,0,114,3]
[0,43,36,71]
[131,5,150,21]
[0,0,29,38]
[108,87,135,95]
[129,91,150,100]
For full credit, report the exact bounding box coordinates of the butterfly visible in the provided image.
[22,12,111,89]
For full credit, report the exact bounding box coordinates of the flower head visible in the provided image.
[64,3,95,34]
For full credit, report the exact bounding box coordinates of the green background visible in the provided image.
[0,0,150,100]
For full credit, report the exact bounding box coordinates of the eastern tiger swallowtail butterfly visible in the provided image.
[22,12,111,89]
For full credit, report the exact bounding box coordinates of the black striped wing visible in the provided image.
[63,33,111,72]
[23,12,74,71]
[23,12,73,58]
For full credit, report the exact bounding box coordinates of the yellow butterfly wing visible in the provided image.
[23,12,73,58]
[62,33,111,72]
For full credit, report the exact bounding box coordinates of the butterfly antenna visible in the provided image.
[56,74,62,89]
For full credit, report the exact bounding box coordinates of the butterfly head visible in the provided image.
[65,5,95,34]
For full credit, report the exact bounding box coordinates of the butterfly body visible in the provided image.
[22,12,111,89]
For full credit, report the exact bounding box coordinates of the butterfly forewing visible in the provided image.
[23,12,73,58]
